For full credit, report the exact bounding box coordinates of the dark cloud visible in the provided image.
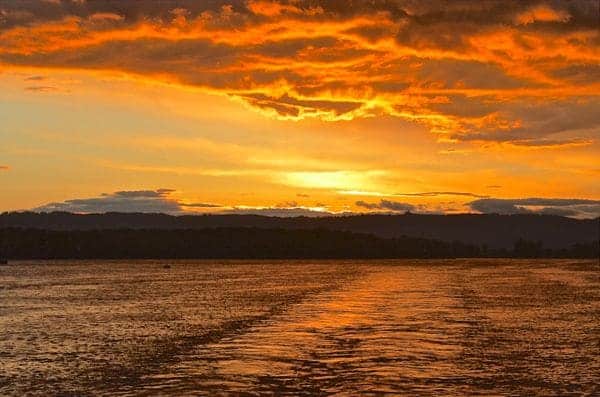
[104,189,174,198]
[296,193,310,198]
[448,97,600,144]
[240,93,361,118]
[356,199,415,213]
[551,63,600,85]
[536,207,579,217]
[0,1,245,28]
[418,59,528,90]
[34,189,221,214]
[469,198,600,219]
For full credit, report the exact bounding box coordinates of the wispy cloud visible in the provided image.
[341,190,490,199]
[396,191,489,199]
[338,190,393,197]
[501,138,594,149]
[24,75,47,81]
[24,85,59,92]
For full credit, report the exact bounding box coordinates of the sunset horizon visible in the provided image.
[1,0,598,219]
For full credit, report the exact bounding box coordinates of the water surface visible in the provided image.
[1,259,598,395]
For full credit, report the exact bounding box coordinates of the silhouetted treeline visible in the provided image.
[0,228,597,259]
[0,212,597,249]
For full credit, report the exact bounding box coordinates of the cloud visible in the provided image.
[219,206,332,217]
[469,198,600,219]
[440,95,600,147]
[0,1,597,142]
[34,189,222,214]
[102,189,174,198]
[504,138,593,149]
[0,165,9,170]
[276,200,298,208]
[24,85,59,92]
[24,75,47,81]
[396,191,489,198]
[180,202,222,208]
[357,196,600,218]
[514,4,571,25]
[32,189,325,216]
[356,199,415,213]
[217,198,333,217]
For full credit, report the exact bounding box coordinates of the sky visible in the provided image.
[0,0,599,218]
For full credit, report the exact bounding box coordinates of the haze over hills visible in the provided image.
[1,212,597,250]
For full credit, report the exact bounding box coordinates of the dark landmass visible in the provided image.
[1,211,598,249]
[0,227,597,260]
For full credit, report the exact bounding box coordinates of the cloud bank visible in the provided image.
[1,0,598,144]
[219,206,333,217]
[469,198,600,219]
[32,189,331,217]
[31,189,600,219]
[356,199,415,213]
[34,189,221,214]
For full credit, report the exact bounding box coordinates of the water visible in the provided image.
[1,259,598,396]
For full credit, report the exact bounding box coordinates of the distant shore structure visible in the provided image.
[0,259,7,265]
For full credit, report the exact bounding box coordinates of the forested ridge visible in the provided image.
[1,212,599,250]
[0,227,596,259]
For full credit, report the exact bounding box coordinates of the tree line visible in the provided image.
[1,211,597,250]
[0,228,597,259]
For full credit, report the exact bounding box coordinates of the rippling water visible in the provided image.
[1,259,599,396]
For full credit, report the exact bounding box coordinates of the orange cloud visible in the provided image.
[515,5,571,25]
[246,0,322,17]
[0,0,597,145]
[88,12,125,22]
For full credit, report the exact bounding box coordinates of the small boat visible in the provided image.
[163,264,171,269]
[0,259,7,265]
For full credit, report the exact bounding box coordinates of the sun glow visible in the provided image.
[281,171,386,191]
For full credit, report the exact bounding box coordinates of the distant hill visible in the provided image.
[1,212,598,250]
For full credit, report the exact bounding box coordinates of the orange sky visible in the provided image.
[0,0,599,217]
